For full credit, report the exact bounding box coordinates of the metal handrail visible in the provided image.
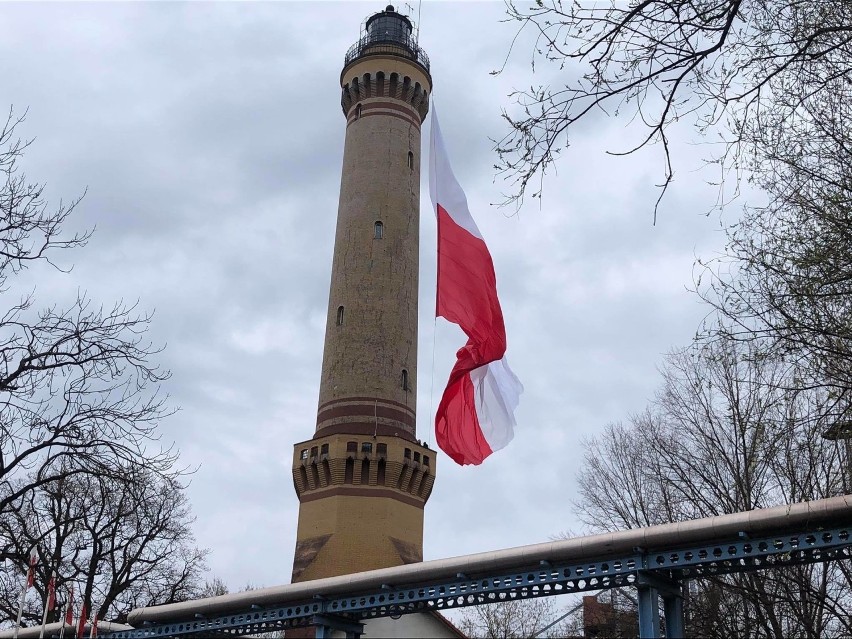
[343,34,430,71]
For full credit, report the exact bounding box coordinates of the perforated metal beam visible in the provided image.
[103,524,852,638]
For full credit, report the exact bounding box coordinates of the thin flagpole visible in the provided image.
[38,569,55,639]
[429,100,440,450]
[14,548,36,639]
[13,580,27,639]
[428,316,437,449]
[59,584,73,639]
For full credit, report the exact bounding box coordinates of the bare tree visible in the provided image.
[0,108,192,626]
[496,1,852,218]
[455,597,576,639]
[575,338,852,638]
[697,81,852,409]
[0,468,207,626]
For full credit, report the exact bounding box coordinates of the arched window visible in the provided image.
[336,306,344,326]
[345,458,354,483]
[355,104,362,119]
[377,459,386,485]
[374,221,383,239]
[407,151,414,169]
[402,369,409,391]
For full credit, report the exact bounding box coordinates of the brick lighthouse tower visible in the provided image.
[291,5,435,583]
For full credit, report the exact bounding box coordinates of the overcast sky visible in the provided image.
[1,1,741,592]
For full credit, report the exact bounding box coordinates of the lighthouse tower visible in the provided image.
[291,5,435,583]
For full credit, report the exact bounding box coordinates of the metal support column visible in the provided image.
[637,571,683,639]
[662,589,685,639]
[637,584,661,638]
[312,614,364,639]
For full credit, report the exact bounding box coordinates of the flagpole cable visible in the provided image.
[427,98,439,450]
[427,316,437,449]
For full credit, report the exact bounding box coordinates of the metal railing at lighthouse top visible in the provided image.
[343,9,430,71]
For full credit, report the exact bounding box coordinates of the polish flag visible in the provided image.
[76,601,88,639]
[39,571,57,638]
[25,548,37,588]
[46,574,55,611]
[429,108,523,465]
[64,585,74,626]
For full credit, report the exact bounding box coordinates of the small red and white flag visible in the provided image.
[76,601,88,639]
[15,548,39,639]
[25,548,37,588]
[46,573,56,611]
[39,570,57,638]
[64,585,74,626]
[429,108,523,465]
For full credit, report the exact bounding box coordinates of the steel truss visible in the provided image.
[104,524,851,639]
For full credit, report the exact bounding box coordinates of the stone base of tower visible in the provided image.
[291,434,435,582]
[292,492,424,581]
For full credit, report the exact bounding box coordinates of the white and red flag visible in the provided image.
[25,548,37,588]
[64,584,74,626]
[39,570,57,639]
[429,108,523,465]
[76,601,88,639]
[46,573,56,611]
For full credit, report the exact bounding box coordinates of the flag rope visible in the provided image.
[427,98,440,451]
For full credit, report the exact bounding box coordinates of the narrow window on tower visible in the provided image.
[402,369,409,391]
[374,221,383,239]
[300,449,308,460]
[356,104,362,119]
[407,151,414,170]
[336,305,344,326]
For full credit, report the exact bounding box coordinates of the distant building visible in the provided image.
[288,5,458,638]
[582,593,638,638]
